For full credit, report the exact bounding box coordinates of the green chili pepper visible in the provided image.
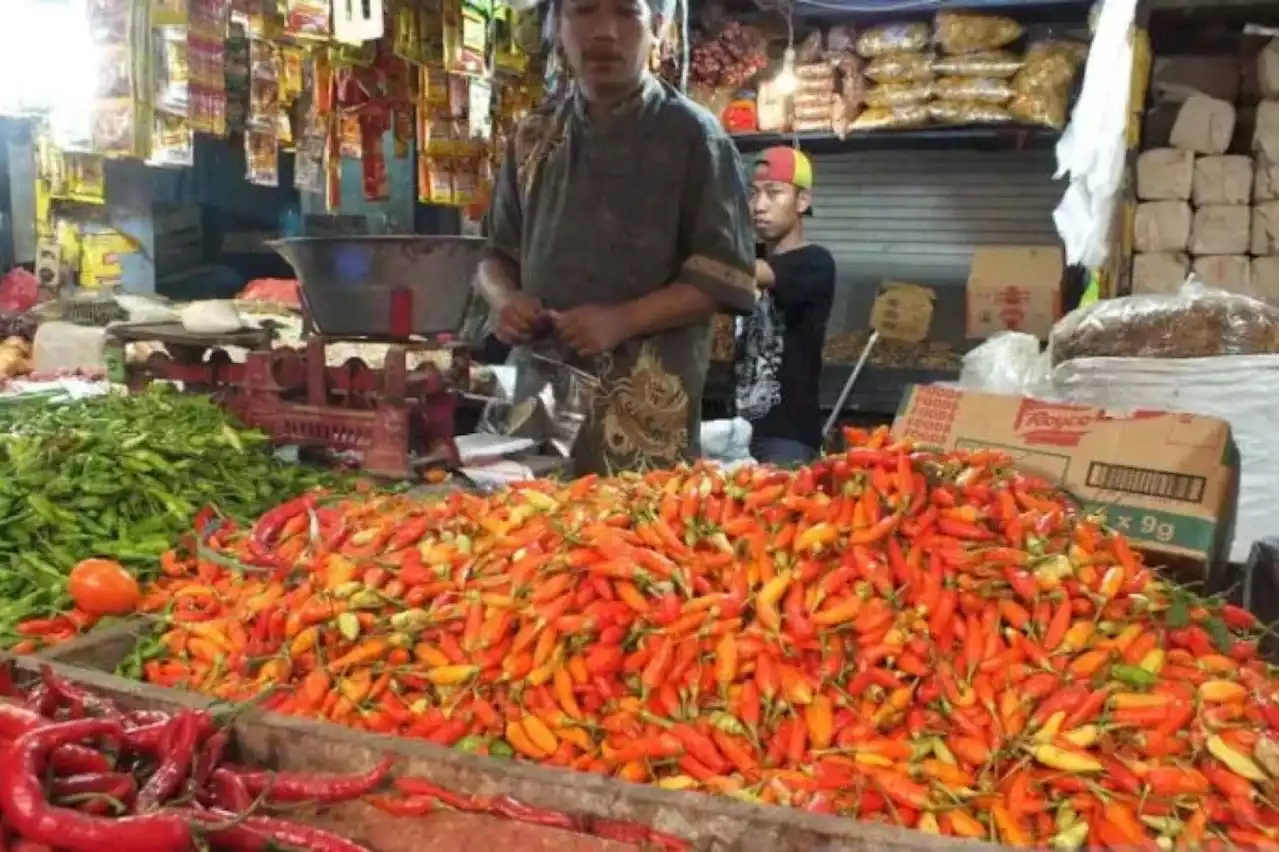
[1111,664,1159,689]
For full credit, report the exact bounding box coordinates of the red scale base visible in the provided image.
[128,337,465,479]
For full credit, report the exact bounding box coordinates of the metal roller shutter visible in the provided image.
[804,148,1063,343]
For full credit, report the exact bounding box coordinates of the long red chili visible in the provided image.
[485,795,581,831]
[0,719,192,852]
[205,768,253,813]
[0,703,113,775]
[38,666,122,721]
[49,773,137,816]
[233,756,394,804]
[136,713,202,812]
[189,809,372,852]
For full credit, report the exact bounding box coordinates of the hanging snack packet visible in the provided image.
[1008,91,1069,130]
[934,12,1023,55]
[285,0,331,38]
[149,114,194,167]
[245,129,280,186]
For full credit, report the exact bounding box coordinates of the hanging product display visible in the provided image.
[188,0,231,136]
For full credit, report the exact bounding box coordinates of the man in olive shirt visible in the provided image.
[474,0,756,476]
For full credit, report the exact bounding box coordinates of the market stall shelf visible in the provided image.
[730,125,1059,154]
[7,653,1004,852]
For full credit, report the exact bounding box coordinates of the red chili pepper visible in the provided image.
[485,795,581,831]
[394,776,485,811]
[186,809,373,852]
[234,756,393,804]
[0,719,193,852]
[40,666,122,721]
[49,772,137,816]
[366,793,437,816]
[136,713,203,812]
[205,767,253,813]
[1219,604,1258,631]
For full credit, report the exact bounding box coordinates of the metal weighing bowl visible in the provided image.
[271,235,485,339]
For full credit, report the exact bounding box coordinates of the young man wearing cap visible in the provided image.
[735,146,836,465]
[473,0,756,476]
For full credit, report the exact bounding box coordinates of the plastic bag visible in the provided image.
[865,82,933,108]
[179,300,245,335]
[31,321,108,373]
[826,25,856,55]
[796,30,825,63]
[1015,39,1088,94]
[933,76,1014,104]
[1049,277,1280,365]
[850,105,929,131]
[841,66,868,113]
[934,11,1023,55]
[864,52,934,84]
[1008,91,1069,130]
[931,50,1022,79]
[959,331,1051,396]
[113,293,179,323]
[756,80,788,133]
[0,268,40,314]
[831,93,852,138]
[793,117,833,133]
[856,23,930,59]
[930,100,1012,125]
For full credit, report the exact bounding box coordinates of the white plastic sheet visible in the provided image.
[1053,0,1139,268]
[1052,354,1280,563]
[958,332,1053,398]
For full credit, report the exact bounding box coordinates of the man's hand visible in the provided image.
[755,259,776,289]
[493,291,547,345]
[551,304,633,357]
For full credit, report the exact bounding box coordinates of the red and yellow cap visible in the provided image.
[753,146,814,190]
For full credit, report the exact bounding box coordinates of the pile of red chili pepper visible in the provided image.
[32,428,1280,848]
[0,663,685,851]
[0,662,386,852]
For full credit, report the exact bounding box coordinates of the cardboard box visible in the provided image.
[1131,252,1189,295]
[892,385,1237,572]
[1192,155,1253,205]
[1170,94,1236,154]
[965,246,1063,340]
[1134,201,1192,252]
[1251,255,1279,305]
[1136,148,1194,200]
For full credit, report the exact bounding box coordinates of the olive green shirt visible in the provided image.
[484,75,756,475]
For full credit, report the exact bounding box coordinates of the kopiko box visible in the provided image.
[892,385,1239,576]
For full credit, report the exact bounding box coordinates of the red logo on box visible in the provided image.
[1013,399,1165,447]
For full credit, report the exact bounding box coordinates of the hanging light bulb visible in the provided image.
[773,46,797,95]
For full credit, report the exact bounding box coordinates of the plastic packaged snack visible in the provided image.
[792,118,833,133]
[791,96,833,122]
[795,62,836,82]
[849,104,929,131]
[1049,278,1279,364]
[934,11,1023,56]
[1016,39,1088,94]
[831,93,851,138]
[864,82,933,109]
[931,50,1022,79]
[864,52,934,84]
[856,22,930,59]
[929,100,1012,125]
[933,76,1014,105]
[1008,91,1068,130]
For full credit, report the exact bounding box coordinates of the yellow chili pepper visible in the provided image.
[1061,725,1099,748]
[794,522,837,554]
[1198,680,1248,704]
[1207,734,1266,781]
[1098,564,1125,601]
[1110,692,1171,710]
[520,714,560,754]
[917,813,940,834]
[1138,648,1165,674]
[1034,711,1067,743]
[1032,744,1103,773]
[425,664,479,686]
[1059,621,1095,653]
[656,775,698,791]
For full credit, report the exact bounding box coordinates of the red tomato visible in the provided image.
[68,559,141,616]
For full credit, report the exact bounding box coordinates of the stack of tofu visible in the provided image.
[1133,38,1278,306]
